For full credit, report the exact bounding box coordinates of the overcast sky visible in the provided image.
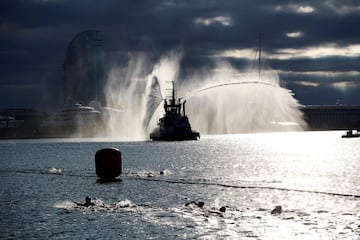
[1,0,359,109]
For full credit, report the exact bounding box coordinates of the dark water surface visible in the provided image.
[1,131,359,239]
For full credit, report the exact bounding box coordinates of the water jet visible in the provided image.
[104,48,306,139]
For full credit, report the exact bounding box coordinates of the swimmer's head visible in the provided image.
[197,201,204,208]
[219,206,226,212]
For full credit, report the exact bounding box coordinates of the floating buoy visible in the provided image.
[95,148,122,181]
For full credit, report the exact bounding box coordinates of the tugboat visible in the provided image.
[150,82,200,141]
[341,129,360,138]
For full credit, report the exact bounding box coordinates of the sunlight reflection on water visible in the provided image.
[0,131,359,239]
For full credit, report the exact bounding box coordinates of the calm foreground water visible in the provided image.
[0,131,359,239]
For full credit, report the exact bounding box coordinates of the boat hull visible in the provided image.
[150,127,200,141]
[341,130,360,138]
[341,134,360,138]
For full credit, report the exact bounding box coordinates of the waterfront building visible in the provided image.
[301,105,360,130]
[63,30,105,105]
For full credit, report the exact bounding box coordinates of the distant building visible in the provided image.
[301,105,360,130]
[0,108,47,138]
[63,30,105,105]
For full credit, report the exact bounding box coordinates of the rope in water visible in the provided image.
[129,176,360,199]
[6,169,359,198]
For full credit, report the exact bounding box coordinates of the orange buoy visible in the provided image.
[95,148,122,181]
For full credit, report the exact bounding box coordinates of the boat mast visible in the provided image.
[172,81,175,102]
[165,81,176,105]
[258,32,262,80]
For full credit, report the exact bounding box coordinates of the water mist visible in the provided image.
[103,51,182,139]
[180,61,307,134]
[103,49,306,139]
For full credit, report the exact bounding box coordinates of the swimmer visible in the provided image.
[271,205,282,215]
[75,197,95,207]
[207,206,226,217]
[219,206,226,213]
[185,200,205,208]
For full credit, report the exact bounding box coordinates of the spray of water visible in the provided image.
[102,52,150,139]
[103,50,182,139]
[103,49,306,139]
[179,61,307,134]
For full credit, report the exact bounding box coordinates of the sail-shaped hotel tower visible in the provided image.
[62,30,106,106]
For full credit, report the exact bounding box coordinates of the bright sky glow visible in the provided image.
[280,70,360,77]
[294,81,320,87]
[325,1,360,15]
[216,44,360,60]
[215,49,256,58]
[275,4,315,14]
[331,81,360,90]
[194,16,233,27]
[272,44,360,59]
[286,31,303,38]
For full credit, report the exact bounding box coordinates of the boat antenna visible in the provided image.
[172,81,175,101]
[258,32,262,80]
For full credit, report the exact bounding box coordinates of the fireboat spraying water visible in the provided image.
[149,81,200,141]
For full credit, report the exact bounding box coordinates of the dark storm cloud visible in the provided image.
[0,0,359,109]
[270,57,359,73]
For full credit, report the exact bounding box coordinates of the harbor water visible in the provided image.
[0,131,359,239]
